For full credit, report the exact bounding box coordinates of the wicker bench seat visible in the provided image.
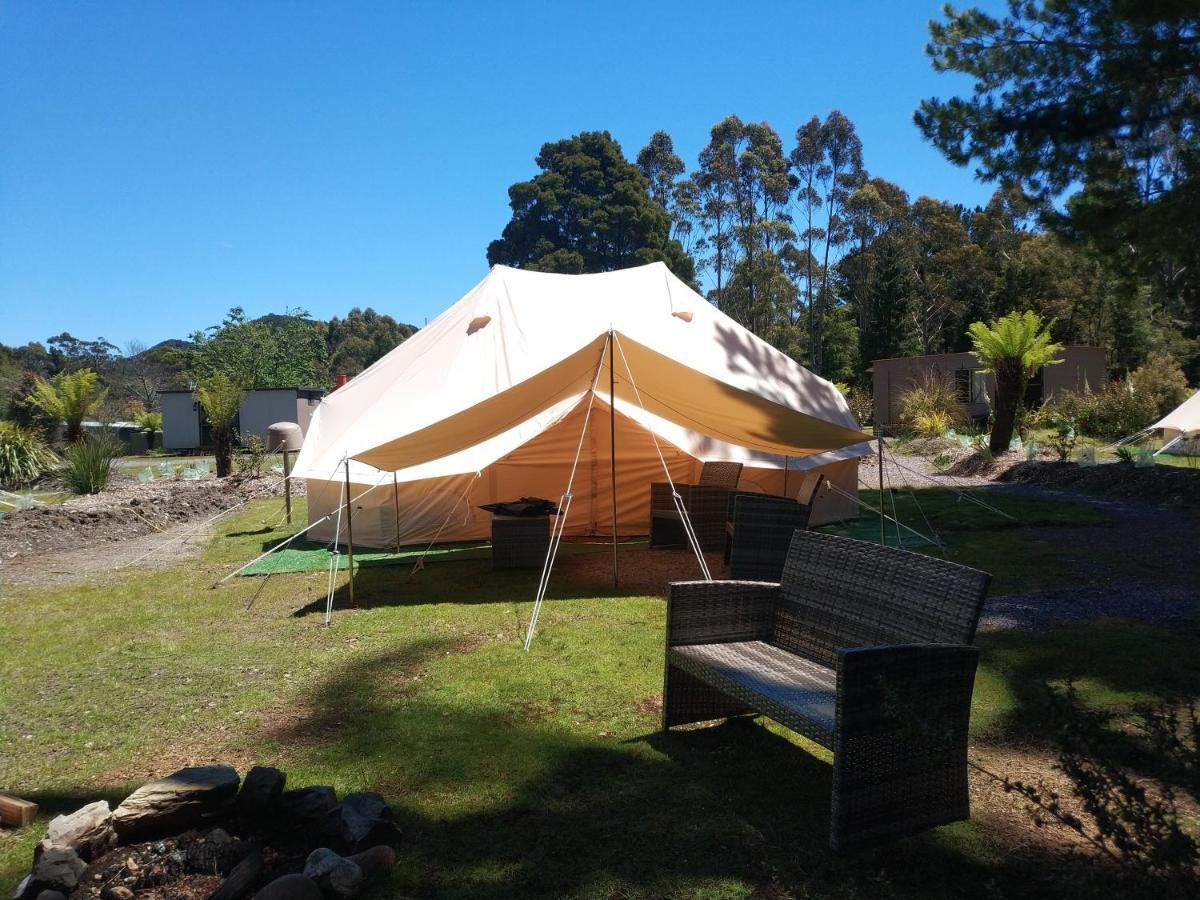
[663,530,990,851]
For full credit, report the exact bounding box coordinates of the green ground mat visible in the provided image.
[240,537,645,576]
[817,516,938,548]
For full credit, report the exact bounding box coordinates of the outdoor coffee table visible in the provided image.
[490,515,551,570]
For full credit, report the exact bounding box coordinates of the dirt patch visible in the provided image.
[0,473,293,564]
[999,460,1200,506]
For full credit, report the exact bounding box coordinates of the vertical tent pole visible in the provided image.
[609,331,618,588]
[344,460,356,607]
[282,450,293,524]
[877,436,885,546]
[783,456,789,498]
[392,472,401,553]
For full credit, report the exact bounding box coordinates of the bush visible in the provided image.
[0,420,60,488]
[835,383,874,427]
[897,370,965,437]
[236,432,267,478]
[1077,380,1159,440]
[60,434,123,494]
[1132,353,1192,418]
[134,410,163,433]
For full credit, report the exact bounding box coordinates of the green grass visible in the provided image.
[1,492,1195,898]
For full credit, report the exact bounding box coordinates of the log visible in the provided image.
[207,849,263,900]
[0,793,38,827]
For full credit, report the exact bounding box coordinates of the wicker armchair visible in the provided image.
[649,462,743,552]
[663,530,990,850]
[725,477,824,581]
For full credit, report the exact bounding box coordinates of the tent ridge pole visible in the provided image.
[609,329,618,588]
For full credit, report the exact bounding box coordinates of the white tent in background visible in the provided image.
[1151,389,1200,455]
[291,262,874,550]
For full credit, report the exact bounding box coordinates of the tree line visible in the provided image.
[488,0,1199,388]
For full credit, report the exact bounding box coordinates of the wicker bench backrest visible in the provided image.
[698,461,743,490]
[772,531,990,669]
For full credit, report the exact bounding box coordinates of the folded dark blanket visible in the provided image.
[479,496,561,518]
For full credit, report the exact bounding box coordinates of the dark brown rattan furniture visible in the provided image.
[663,530,990,850]
[725,482,823,581]
[649,462,743,552]
[490,515,550,570]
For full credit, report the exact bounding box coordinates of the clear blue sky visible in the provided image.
[1,0,1005,350]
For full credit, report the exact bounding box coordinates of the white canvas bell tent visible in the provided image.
[1151,389,1200,455]
[291,262,874,549]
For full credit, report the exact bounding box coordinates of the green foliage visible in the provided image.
[186,307,329,389]
[235,432,267,478]
[0,421,59,488]
[1115,446,1136,464]
[25,368,109,444]
[195,373,245,478]
[60,435,122,494]
[487,131,695,283]
[1077,381,1160,440]
[897,370,965,437]
[326,307,415,376]
[835,382,874,427]
[1046,414,1078,462]
[133,410,163,433]
[969,311,1063,454]
[1131,353,1192,418]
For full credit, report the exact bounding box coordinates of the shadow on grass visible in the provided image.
[250,642,1121,900]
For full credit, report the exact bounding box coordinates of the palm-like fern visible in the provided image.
[968,311,1063,455]
[26,368,108,444]
[195,373,245,477]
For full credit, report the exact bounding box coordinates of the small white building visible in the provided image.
[158,387,325,451]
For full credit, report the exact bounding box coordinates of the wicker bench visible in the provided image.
[663,530,990,850]
[649,462,743,553]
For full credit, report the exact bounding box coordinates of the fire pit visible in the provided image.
[12,765,398,900]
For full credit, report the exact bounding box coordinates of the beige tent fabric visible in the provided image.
[294,262,873,548]
[307,400,861,549]
[1152,389,1200,443]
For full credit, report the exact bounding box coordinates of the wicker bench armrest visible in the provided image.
[666,580,779,646]
[831,643,979,850]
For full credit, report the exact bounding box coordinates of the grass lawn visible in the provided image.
[1,492,1196,898]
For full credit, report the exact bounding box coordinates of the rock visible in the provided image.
[302,848,363,899]
[207,849,263,900]
[44,800,115,861]
[102,888,133,900]
[34,892,66,900]
[321,792,399,853]
[112,765,240,842]
[29,847,86,894]
[346,845,395,880]
[10,874,34,900]
[252,874,324,900]
[276,786,337,833]
[236,766,285,819]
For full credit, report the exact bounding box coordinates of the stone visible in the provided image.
[112,765,240,842]
[102,888,133,900]
[346,845,396,880]
[321,791,399,853]
[29,847,86,894]
[44,800,115,861]
[302,848,363,899]
[34,892,66,900]
[252,874,324,900]
[10,874,33,900]
[236,766,285,820]
[276,786,337,833]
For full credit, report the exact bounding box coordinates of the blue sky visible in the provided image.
[1,1,1006,349]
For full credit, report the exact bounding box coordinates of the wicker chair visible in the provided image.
[649,462,743,552]
[663,530,990,850]
[725,476,824,581]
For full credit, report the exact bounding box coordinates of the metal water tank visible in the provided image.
[267,421,303,453]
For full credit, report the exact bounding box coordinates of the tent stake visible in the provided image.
[344,461,356,607]
[392,471,401,553]
[282,450,293,523]
[609,331,618,588]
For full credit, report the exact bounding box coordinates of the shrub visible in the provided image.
[26,368,108,444]
[0,421,60,488]
[1046,413,1078,462]
[1132,353,1192,418]
[236,432,267,478]
[134,410,163,433]
[1078,380,1159,440]
[60,434,123,494]
[835,383,874,427]
[897,370,964,437]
